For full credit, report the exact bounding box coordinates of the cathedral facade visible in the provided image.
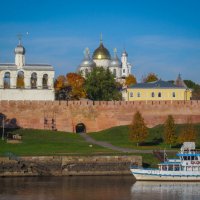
[0,39,55,100]
[78,37,132,81]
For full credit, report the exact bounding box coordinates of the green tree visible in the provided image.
[184,80,196,89]
[143,73,159,83]
[184,80,200,100]
[164,115,177,148]
[129,111,148,146]
[84,67,122,101]
[178,118,197,144]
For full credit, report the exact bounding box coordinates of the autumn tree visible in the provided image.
[164,115,177,148]
[143,73,158,83]
[129,111,148,146]
[125,74,137,86]
[84,67,122,101]
[55,73,86,100]
[66,73,86,100]
[178,118,197,144]
[54,75,66,91]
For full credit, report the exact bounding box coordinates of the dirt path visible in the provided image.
[80,133,175,154]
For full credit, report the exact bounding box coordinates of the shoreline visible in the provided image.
[0,155,142,177]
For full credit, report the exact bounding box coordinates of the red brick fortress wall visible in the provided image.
[1,100,200,132]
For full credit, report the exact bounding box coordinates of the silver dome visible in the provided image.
[79,48,96,68]
[122,49,128,57]
[15,45,26,55]
[110,48,121,68]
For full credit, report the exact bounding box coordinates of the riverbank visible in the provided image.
[0,155,142,177]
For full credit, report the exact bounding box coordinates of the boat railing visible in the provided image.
[178,150,200,155]
[130,165,142,169]
[130,165,157,170]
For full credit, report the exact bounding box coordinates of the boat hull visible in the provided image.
[131,169,200,181]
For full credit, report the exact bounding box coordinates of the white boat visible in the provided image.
[130,142,200,181]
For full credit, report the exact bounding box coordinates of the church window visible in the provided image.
[4,72,10,89]
[130,92,133,97]
[16,71,25,89]
[137,92,141,97]
[113,69,117,77]
[31,72,37,89]
[158,92,162,97]
[172,92,176,97]
[85,69,89,76]
[42,74,48,89]
[123,69,125,73]
[151,92,155,97]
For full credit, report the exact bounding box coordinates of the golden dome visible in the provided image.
[92,42,111,60]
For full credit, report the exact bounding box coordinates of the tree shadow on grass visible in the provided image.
[140,137,163,146]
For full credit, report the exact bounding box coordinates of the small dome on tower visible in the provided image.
[92,34,111,60]
[14,36,25,55]
[15,44,26,55]
[110,48,121,68]
[79,48,96,68]
[122,49,128,57]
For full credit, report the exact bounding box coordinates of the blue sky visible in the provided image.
[0,0,200,83]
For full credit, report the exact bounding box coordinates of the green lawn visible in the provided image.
[89,124,200,149]
[1,124,199,168]
[0,129,114,156]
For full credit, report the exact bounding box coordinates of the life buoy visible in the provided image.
[191,161,195,164]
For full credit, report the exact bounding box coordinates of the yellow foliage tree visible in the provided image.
[125,74,137,86]
[66,73,86,99]
[143,73,158,83]
[129,111,148,146]
[54,75,66,91]
[164,115,177,148]
[178,118,197,144]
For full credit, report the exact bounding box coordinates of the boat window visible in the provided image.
[175,166,179,171]
[168,166,173,171]
[191,156,194,160]
[183,156,187,160]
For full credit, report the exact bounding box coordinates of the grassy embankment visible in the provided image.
[90,124,200,149]
[0,129,114,156]
[0,124,200,167]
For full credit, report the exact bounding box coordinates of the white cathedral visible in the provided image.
[78,36,132,81]
[0,39,55,100]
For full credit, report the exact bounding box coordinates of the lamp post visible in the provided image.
[1,116,5,140]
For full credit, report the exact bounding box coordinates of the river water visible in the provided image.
[0,176,200,200]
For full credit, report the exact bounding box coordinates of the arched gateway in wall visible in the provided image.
[75,123,86,133]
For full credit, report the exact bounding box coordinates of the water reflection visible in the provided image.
[1,176,200,200]
[0,176,134,200]
[131,181,200,200]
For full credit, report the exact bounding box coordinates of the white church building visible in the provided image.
[0,39,55,100]
[78,36,132,81]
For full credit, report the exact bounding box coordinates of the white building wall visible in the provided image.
[109,67,121,78]
[0,89,55,101]
[93,59,110,68]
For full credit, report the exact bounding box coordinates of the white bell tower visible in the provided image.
[121,49,132,77]
[15,35,25,68]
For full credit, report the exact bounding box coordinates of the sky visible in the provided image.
[0,0,199,83]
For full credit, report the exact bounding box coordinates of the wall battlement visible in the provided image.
[0,100,200,132]
[0,100,199,106]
